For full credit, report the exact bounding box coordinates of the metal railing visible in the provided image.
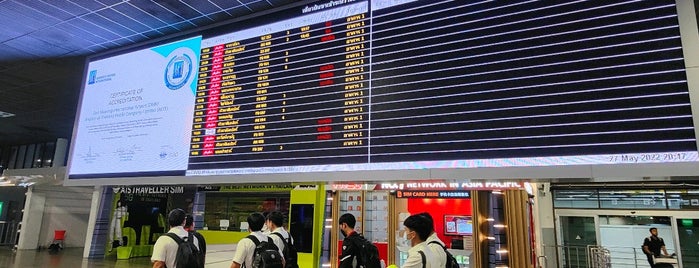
[0,220,20,247]
[540,245,661,268]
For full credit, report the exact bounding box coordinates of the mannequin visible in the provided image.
[109,200,129,247]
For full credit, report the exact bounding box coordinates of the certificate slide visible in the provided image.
[68,37,202,177]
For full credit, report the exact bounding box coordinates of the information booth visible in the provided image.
[326,180,533,268]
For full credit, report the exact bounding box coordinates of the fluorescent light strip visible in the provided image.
[0,111,16,118]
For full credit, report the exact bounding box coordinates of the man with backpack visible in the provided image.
[231,212,284,268]
[152,208,202,268]
[402,213,438,268]
[185,214,207,265]
[266,211,298,268]
[339,213,382,268]
[420,212,459,268]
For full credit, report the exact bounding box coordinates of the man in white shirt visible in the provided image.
[420,213,447,267]
[151,208,200,268]
[266,211,293,253]
[402,213,439,268]
[230,212,284,268]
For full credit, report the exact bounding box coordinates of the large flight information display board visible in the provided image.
[68,0,699,179]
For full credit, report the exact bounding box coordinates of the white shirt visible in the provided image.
[403,241,439,268]
[232,231,284,268]
[151,226,200,268]
[425,233,447,267]
[270,227,293,253]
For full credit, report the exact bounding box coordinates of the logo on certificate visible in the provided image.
[164,53,192,90]
[88,70,97,84]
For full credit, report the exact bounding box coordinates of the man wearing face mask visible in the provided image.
[416,213,446,267]
[402,213,438,268]
[339,213,362,268]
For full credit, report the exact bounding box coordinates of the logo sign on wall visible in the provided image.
[112,186,185,194]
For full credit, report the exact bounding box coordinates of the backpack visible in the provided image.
[165,232,204,268]
[271,232,299,268]
[247,235,284,268]
[420,241,459,268]
[351,235,381,268]
[191,231,206,265]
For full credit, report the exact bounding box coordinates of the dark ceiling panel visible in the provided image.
[112,3,171,31]
[82,13,138,40]
[69,0,108,11]
[0,12,37,41]
[4,36,72,58]
[40,0,91,17]
[96,8,153,34]
[96,0,125,6]
[3,1,61,27]
[207,0,251,11]
[190,17,215,28]
[0,45,34,61]
[68,18,123,43]
[129,1,192,28]
[17,0,75,21]
[56,22,111,50]
[240,0,274,12]
[139,29,167,40]
[154,1,206,21]
[181,0,227,16]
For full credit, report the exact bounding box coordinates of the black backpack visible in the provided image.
[271,232,299,268]
[352,235,381,268]
[165,232,204,268]
[418,241,460,268]
[247,235,284,268]
[191,231,206,265]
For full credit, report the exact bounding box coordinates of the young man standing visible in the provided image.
[402,213,438,268]
[339,213,360,268]
[152,209,200,268]
[230,212,284,268]
[643,227,670,268]
[185,214,206,265]
[417,212,447,267]
[266,211,293,254]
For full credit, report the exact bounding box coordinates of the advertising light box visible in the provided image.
[66,0,699,184]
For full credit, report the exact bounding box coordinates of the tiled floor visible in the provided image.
[0,244,237,268]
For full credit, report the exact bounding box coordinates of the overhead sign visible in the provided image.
[377,181,526,191]
[396,190,470,199]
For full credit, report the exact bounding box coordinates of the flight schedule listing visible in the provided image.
[186,0,697,173]
[188,2,370,169]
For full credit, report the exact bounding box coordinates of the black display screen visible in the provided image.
[69,0,698,180]
[187,0,696,174]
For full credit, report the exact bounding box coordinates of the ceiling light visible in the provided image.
[0,111,15,118]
